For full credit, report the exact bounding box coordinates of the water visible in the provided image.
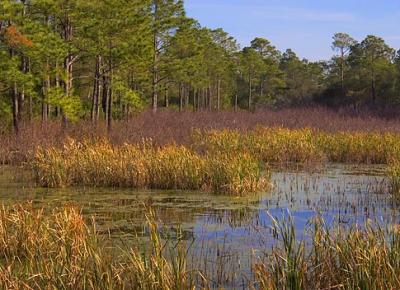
[0,164,396,288]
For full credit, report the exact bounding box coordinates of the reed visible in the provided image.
[3,204,400,289]
[388,160,400,198]
[0,204,116,289]
[0,204,198,290]
[254,213,306,290]
[205,153,268,195]
[253,217,400,290]
[32,139,269,195]
[316,131,400,164]
[30,127,400,195]
[194,128,400,165]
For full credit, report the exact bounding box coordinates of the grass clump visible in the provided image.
[316,131,400,164]
[0,204,198,290]
[0,204,115,289]
[254,216,400,290]
[193,128,322,164]
[32,139,269,195]
[194,127,400,165]
[205,153,268,195]
[249,128,323,163]
[388,160,400,198]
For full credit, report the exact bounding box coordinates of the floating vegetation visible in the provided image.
[32,139,269,195]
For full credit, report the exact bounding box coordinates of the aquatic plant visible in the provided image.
[0,204,198,290]
[194,128,400,165]
[30,127,400,195]
[254,213,306,290]
[388,160,400,198]
[316,131,400,164]
[0,204,116,289]
[2,204,400,289]
[205,153,268,195]
[32,139,268,195]
[253,217,400,290]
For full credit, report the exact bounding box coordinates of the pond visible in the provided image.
[0,164,396,288]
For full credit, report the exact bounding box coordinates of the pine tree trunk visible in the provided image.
[371,73,376,103]
[185,86,189,108]
[341,49,345,95]
[248,75,252,111]
[193,89,197,111]
[179,83,183,111]
[103,76,109,122]
[26,57,32,121]
[42,62,50,123]
[62,17,74,129]
[91,55,102,123]
[217,79,221,111]
[204,88,208,110]
[9,49,19,135]
[12,81,19,135]
[208,86,212,111]
[164,86,169,108]
[18,89,24,122]
[28,95,32,121]
[152,63,158,112]
[152,2,159,113]
[18,57,28,123]
[202,88,205,110]
[107,84,112,130]
[235,93,238,112]
[107,49,113,131]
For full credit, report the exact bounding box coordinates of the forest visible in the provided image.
[1,0,400,134]
[4,1,400,289]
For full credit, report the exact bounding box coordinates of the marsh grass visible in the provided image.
[194,128,400,165]
[193,128,323,164]
[317,131,400,164]
[0,204,199,290]
[2,204,400,289]
[0,204,116,289]
[388,160,400,198]
[253,216,400,290]
[30,128,400,195]
[3,107,400,166]
[32,139,268,195]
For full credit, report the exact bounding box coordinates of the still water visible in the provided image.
[0,164,396,287]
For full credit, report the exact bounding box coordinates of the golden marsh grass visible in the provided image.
[194,127,400,165]
[29,127,400,196]
[2,204,400,289]
[254,216,400,290]
[0,204,199,289]
[32,139,268,195]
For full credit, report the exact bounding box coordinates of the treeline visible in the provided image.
[1,0,400,133]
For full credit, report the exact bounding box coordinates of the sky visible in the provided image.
[184,0,400,61]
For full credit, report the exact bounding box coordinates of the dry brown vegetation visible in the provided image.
[3,107,400,165]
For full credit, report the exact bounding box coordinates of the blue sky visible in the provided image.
[184,0,400,61]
